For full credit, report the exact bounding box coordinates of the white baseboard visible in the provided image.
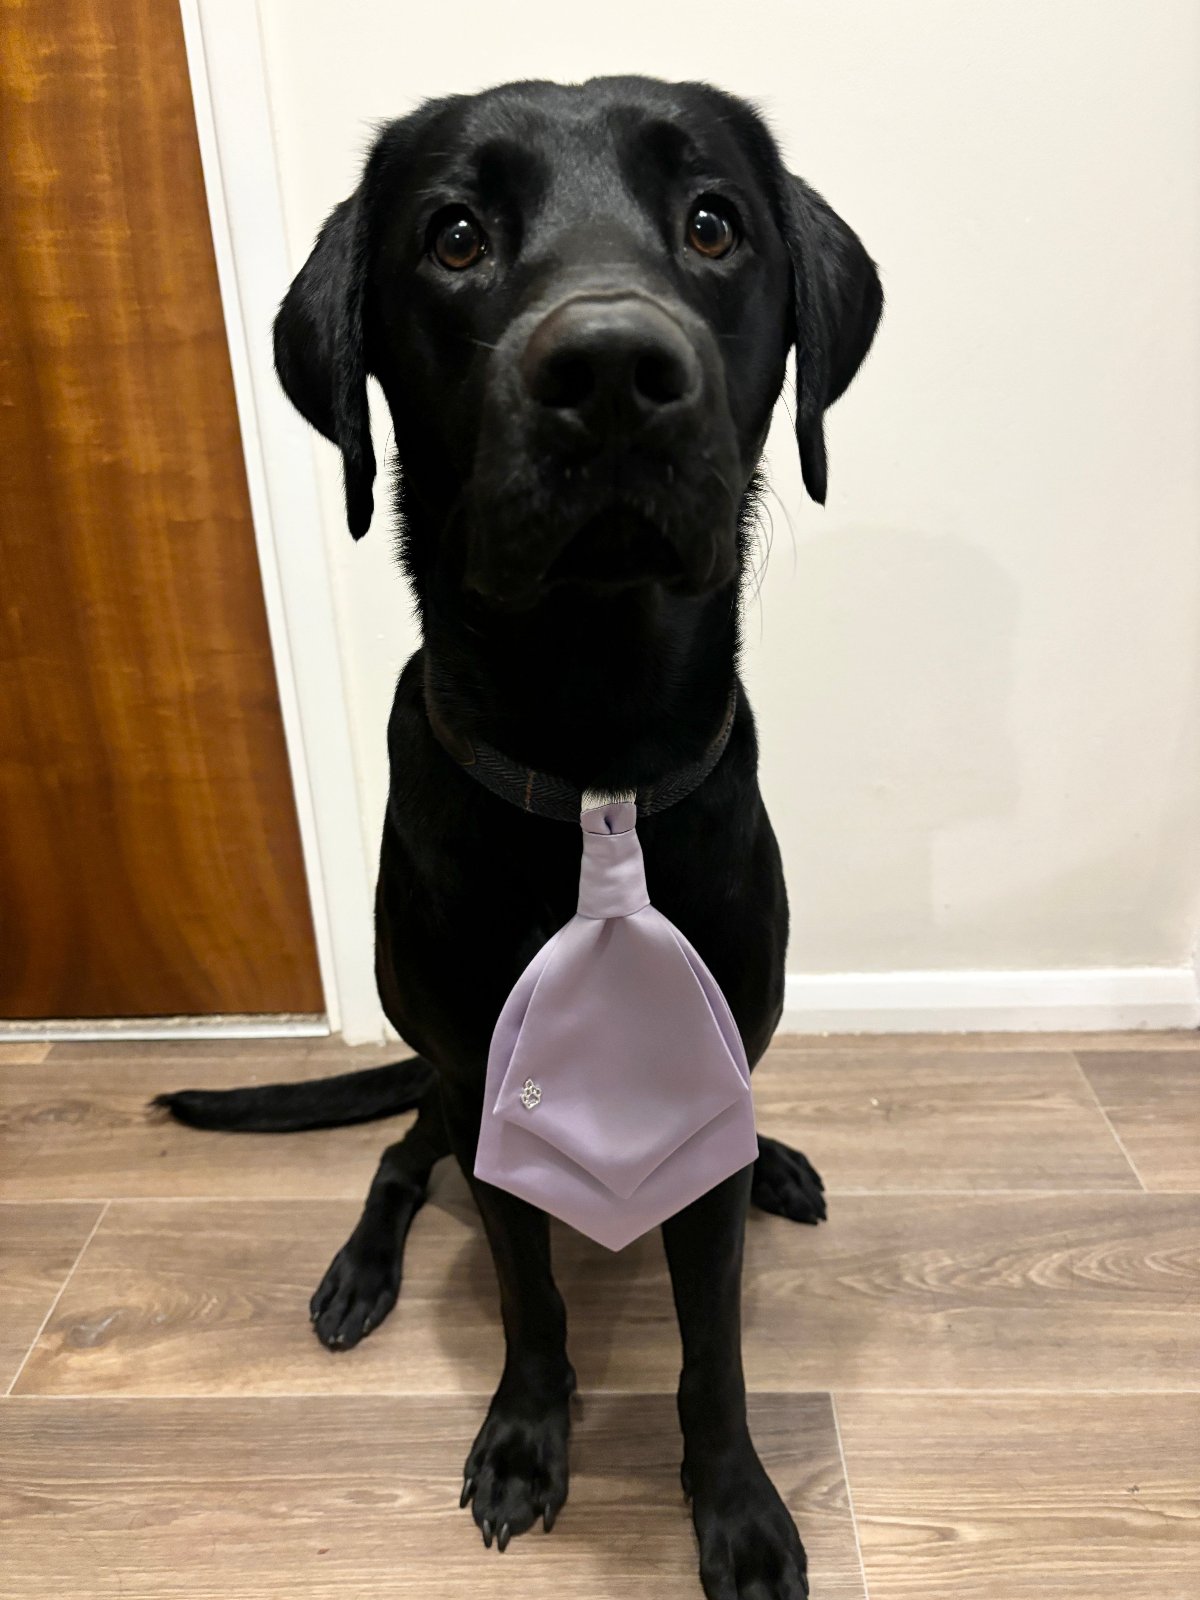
[0,1015,330,1043]
[781,966,1200,1033]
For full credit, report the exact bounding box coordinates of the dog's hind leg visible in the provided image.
[751,1134,827,1225]
[310,1083,450,1350]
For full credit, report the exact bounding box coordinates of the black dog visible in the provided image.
[159,76,880,1600]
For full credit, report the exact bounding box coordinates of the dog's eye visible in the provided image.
[431,209,487,271]
[686,201,738,260]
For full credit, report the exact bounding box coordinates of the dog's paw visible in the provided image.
[688,1447,809,1600]
[751,1135,827,1225]
[459,1388,571,1551]
[309,1229,401,1351]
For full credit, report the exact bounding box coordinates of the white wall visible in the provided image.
[254,0,1200,1020]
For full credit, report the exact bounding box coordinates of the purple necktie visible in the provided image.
[474,799,758,1249]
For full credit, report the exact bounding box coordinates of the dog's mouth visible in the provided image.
[544,507,691,594]
[467,504,736,610]
[464,447,742,609]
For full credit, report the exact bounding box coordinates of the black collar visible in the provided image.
[424,664,738,823]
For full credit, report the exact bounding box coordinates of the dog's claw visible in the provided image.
[752,1136,827,1226]
[460,1477,475,1509]
[463,1388,570,1550]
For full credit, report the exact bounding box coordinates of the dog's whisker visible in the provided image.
[761,475,799,579]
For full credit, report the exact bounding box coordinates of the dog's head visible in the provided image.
[275,77,881,610]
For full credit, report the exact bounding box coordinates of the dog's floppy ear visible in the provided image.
[274,193,376,538]
[782,176,882,504]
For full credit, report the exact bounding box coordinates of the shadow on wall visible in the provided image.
[973,610,1200,969]
[758,522,1021,972]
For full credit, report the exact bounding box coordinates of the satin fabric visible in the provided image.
[474,800,758,1250]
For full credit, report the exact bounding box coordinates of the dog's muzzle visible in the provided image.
[463,288,742,607]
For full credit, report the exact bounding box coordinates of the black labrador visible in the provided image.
[159,75,880,1600]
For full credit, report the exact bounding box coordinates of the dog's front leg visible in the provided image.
[664,1166,809,1600]
[446,1099,574,1552]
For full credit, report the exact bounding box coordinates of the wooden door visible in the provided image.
[0,0,324,1019]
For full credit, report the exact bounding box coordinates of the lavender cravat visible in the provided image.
[474,799,758,1250]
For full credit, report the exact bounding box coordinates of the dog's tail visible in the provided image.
[152,1054,436,1133]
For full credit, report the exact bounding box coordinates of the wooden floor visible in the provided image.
[1,1033,1198,1598]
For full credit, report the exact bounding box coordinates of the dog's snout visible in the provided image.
[520,297,702,434]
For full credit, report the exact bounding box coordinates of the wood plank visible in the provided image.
[753,1047,1136,1191]
[1078,1050,1200,1191]
[2,1042,1134,1200]
[0,0,321,1018]
[11,1193,494,1396]
[42,1037,393,1063]
[0,1392,864,1600]
[0,1053,411,1200]
[835,1393,1200,1599]
[0,1044,49,1065]
[15,1189,1200,1396]
[774,1031,1200,1052]
[0,1202,102,1389]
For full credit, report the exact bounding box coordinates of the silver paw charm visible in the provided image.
[519,1078,542,1111]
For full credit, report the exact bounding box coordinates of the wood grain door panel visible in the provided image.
[0,0,324,1017]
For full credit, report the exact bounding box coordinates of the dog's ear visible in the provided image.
[781,175,882,504]
[274,192,376,539]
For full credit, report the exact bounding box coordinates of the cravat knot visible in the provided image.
[577,801,651,919]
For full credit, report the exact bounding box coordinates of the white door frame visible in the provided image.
[178,0,383,1043]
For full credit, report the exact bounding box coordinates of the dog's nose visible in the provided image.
[520,296,702,435]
